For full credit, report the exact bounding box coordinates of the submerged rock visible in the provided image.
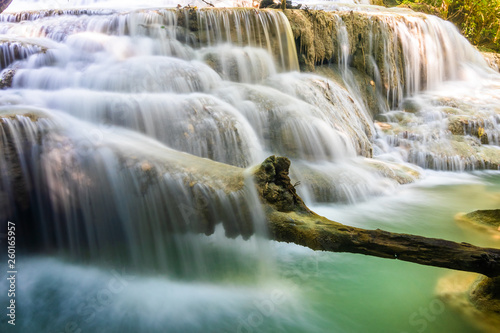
[456,209,500,234]
[437,272,500,333]
[441,210,500,330]
[470,276,500,315]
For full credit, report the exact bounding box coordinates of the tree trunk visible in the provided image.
[254,156,500,278]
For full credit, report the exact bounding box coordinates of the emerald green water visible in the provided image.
[277,171,500,333]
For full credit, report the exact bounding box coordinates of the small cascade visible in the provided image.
[0,109,268,276]
[201,45,278,83]
[6,89,263,167]
[375,79,500,171]
[4,0,252,12]
[0,8,298,73]
[0,38,49,69]
[0,110,49,223]
[193,9,299,72]
[262,72,373,159]
[286,8,488,112]
[283,7,500,171]
[0,4,497,203]
[328,10,488,109]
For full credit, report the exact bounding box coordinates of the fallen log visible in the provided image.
[254,156,500,278]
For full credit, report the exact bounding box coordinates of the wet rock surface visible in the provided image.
[483,52,500,73]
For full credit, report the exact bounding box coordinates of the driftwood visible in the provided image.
[254,156,500,278]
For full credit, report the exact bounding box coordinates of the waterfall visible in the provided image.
[1,5,498,225]
[285,7,500,171]
[1,2,500,333]
[0,6,401,208]
[0,108,270,276]
[321,10,489,109]
[0,5,387,274]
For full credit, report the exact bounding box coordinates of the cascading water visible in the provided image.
[299,6,500,171]
[1,1,500,332]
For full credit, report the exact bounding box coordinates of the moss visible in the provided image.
[381,0,399,6]
[396,3,443,17]
[461,210,500,229]
[448,116,469,135]
[286,9,407,106]
[284,9,341,71]
[402,98,422,113]
[253,155,311,213]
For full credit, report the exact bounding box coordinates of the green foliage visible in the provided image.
[389,0,500,52]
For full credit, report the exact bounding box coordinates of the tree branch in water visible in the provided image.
[254,156,500,278]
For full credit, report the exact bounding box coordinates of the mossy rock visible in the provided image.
[380,0,398,6]
[284,9,336,71]
[402,98,422,114]
[396,3,443,18]
[461,210,500,229]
